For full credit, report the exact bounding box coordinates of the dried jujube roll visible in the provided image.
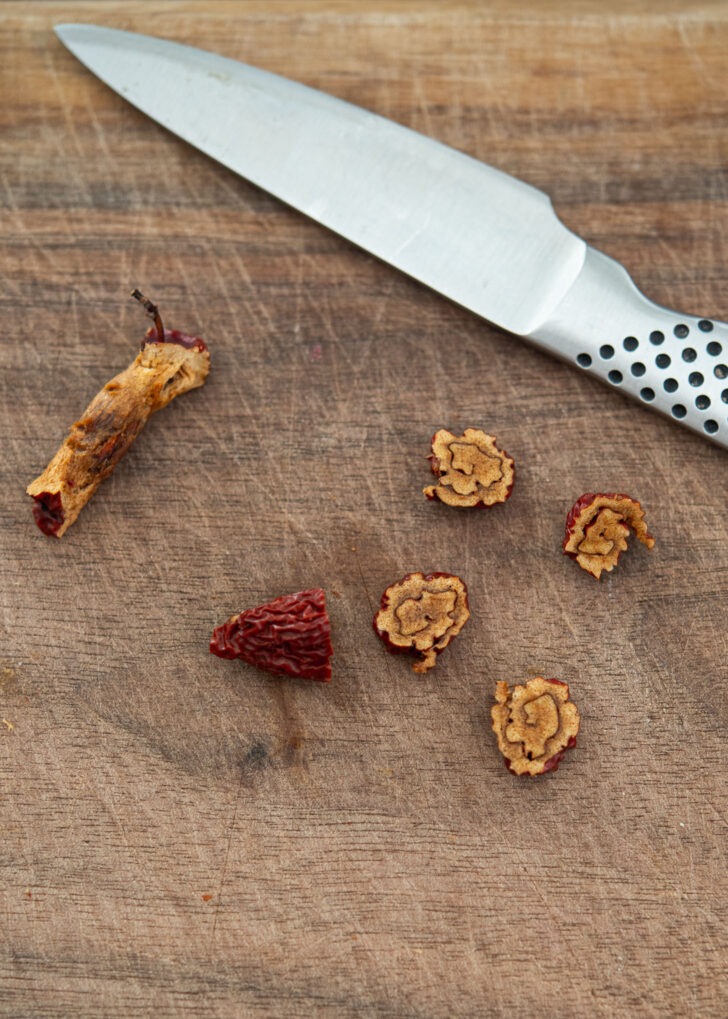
[424,427,514,508]
[491,677,580,777]
[210,588,333,682]
[26,291,210,537]
[563,492,655,579]
[373,572,469,674]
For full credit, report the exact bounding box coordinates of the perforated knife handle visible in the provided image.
[528,247,728,449]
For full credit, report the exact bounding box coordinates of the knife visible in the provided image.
[55,24,728,450]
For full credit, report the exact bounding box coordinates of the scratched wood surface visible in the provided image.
[1,2,727,1016]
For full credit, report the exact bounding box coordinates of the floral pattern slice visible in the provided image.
[424,428,515,508]
[491,677,580,777]
[373,572,469,674]
[563,492,655,579]
[210,588,333,682]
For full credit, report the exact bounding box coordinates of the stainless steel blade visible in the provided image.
[54,23,584,336]
[55,24,728,449]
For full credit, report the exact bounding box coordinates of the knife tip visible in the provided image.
[54,23,105,46]
[55,23,84,45]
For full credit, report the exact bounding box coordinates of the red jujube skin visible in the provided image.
[210,588,333,682]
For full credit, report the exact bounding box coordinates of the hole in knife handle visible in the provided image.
[576,323,727,442]
[532,242,727,441]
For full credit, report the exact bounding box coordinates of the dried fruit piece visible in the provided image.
[491,677,580,777]
[27,291,210,537]
[563,493,655,579]
[210,588,333,682]
[424,428,514,508]
[373,572,469,674]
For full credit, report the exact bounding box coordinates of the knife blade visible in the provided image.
[55,24,728,450]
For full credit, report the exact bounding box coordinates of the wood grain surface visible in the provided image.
[2,2,727,1016]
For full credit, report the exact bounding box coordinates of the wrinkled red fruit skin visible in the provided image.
[31,490,64,536]
[210,588,332,682]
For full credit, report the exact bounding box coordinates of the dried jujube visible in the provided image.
[373,572,469,674]
[563,492,655,579]
[27,291,210,537]
[491,677,580,777]
[424,428,514,508]
[210,588,333,682]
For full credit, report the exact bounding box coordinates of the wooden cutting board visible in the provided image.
[2,2,726,1016]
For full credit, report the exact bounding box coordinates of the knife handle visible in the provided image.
[529,247,728,450]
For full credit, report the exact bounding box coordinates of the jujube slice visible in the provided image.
[210,588,333,682]
[26,291,210,537]
[491,677,580,777]
[563,492,655,579]
[373,572,469,674]
[424,428,514,508]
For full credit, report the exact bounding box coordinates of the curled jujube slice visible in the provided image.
[563,492,655,579]
[491,677,580,777]
[373,572,469,674]
[210,588,333,682]
[27,291,210,537]
[424,428,514,508]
